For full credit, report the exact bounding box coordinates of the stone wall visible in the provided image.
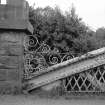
[0,30,25,94]
[0,0,33,94]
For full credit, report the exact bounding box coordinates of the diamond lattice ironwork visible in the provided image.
[63,65,105,92]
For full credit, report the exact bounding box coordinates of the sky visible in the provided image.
[26,0,105,31]
[1,0,104,30]
[1,0,104,31]
[1,0,105,30]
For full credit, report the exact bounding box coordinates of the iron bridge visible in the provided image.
[24,35,105,94]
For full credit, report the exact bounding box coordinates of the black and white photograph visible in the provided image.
[0,0,105,105]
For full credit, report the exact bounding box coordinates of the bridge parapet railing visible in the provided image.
[63,64,105,92]
[24,35,105,93]
[24,35,74,79]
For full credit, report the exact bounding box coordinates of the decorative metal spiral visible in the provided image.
[47,53,61,66]
[62,54,74,62]
[36,44,51,54]
[24,35,75,79]
[24,36,39,51]
[28,36,38,47]
[24,53,47,75]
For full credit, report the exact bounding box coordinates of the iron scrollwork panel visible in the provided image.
[24,35,105,93]
[24,35,74,79]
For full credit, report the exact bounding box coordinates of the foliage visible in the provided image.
[94,27,105,49]
[29,5,104,56]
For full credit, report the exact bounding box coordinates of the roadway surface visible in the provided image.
[0,95,105,105]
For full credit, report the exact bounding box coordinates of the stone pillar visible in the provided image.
[0,0,33,94]
[0,31,24,94]
[7,0,24,6]
[6,0,29,20]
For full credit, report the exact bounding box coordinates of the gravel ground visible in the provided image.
[0,95,105,105]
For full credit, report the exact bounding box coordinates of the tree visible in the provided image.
[29,5,96,56]
[93,27,105,49]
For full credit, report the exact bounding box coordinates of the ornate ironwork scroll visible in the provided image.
[63,64,105,92]
[24,35,105,94]
[24,35,74,79]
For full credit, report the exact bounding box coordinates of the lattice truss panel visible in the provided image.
[63,65,105,92]
[24,35,74,79]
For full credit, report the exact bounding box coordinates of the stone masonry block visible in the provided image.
[0,32,23,44]
[7,69,19,81]
[0,69,7,81]
[0,56,19,66]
